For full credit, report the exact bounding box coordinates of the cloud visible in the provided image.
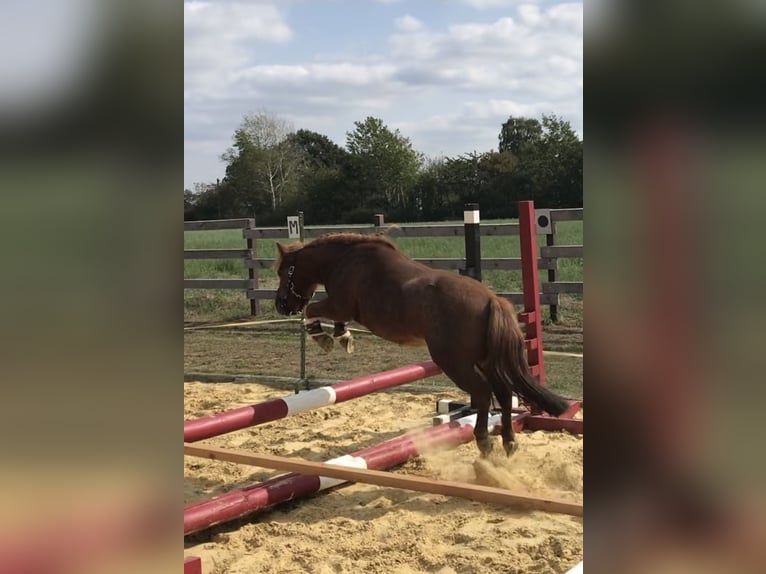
[184,1,292,97]
[183,1,583,187]
[395,14,424,32]
[387,4,582,100]
[458,0,524,9]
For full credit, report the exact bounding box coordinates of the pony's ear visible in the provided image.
[276,242,286,256]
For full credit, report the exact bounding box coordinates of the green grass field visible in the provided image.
[184,219,583,324]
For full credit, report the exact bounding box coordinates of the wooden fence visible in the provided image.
[183,207,583,320]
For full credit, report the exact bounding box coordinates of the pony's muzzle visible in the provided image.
[275,295,304,316]
[275,296,291,315]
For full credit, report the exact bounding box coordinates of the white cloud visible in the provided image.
[184,1,292,97]
[395,14,424,32]
[184,1,291,41]
[458,0,523,9]
[387,4,582,100]
[517,4,542,26]
[233,63,398,88]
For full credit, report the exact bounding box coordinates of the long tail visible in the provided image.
[482,296,569,416]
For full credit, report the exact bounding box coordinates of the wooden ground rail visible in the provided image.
[184,442,583,517]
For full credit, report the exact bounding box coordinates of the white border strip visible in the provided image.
[464,210,480,224]
[283,386,337,416]
[319,454,368,489]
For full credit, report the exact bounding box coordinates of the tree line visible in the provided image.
[184,112,582,225]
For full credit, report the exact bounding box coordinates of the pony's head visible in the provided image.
[274,241,314,315]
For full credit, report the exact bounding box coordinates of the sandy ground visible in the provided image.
[184,381,583,574]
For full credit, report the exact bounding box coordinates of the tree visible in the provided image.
[497,114,582,208]
[287,129,348,171]
[221,111,302,213]
[536,115,582,207]
[345,117,424,213]
[498,117,543,157]
[278,129,354,223]
[409,157,457,220]
[184,188,195,218]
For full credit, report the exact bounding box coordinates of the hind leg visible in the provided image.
[428,345,495,456]
[486,374,517,456]
[469,387,494,457]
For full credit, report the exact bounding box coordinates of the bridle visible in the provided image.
[285,264,312,304]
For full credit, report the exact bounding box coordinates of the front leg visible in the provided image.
[306,300,353,353]
[332,322,354,354]
[306,319,333,353]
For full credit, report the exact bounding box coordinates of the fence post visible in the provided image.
[245,217,258,316]
[297,211,308,392]
[462,203,482,281]
[544,222,559,322]
[518,201,546,398]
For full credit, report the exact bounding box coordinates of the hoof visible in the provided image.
[477,438,494,458]
[311,333,334,353]
[503,441,518,457]
[335,333,354,354]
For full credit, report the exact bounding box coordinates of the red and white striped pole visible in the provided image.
[184,361,443,443]
[184,411,517,535]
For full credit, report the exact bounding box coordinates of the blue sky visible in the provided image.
[184,0,583,189]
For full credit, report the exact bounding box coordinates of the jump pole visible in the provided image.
[185,411,515,535]
[184,361,443,442]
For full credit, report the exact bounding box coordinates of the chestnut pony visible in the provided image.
[274,233,568,456]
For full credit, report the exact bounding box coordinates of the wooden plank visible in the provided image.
[244,227,290,240]
[247,289,327,300]
[245,226,381,240]
[246,288,558,307]
[480,223,520,236]
[540,245,583,259]
[499,293,559,306]
[381,225,462,238]
[410,258,553,271]
[184,218,255,231]
[304,226,380,238]
[248,258,277,270]
[244,222,525,240]
[247,257,555,271]
[184,279,252,290]
[549,209,583,222]
[542,282,583,294]
[184,249,251,260]
[183,443,583,517]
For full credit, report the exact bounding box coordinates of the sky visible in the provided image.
[184,0,583,190]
